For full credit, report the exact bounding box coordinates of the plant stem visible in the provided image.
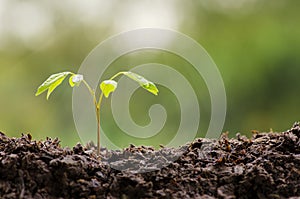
[81,74,121,156]
[109,71,125,80]
[82,79,101,155]
[96,93,103,155]
[82,80,97,108]
[95,106,101,156]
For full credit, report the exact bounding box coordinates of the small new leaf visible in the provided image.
[141,82,159,95]
[100,80,118,98]
[35,72,72,100]
[123,72,158,95]
[69,74,83,87]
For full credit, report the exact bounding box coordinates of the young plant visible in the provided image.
[36,71,159,155]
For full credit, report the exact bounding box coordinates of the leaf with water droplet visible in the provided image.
[35,72,72,100]
[123,72,158,95]
[100,80,118,98]
[69,74,83,87]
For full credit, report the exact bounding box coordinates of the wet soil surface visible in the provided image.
[1,123,300,199]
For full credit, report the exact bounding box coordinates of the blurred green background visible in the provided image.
[0,0,300,147]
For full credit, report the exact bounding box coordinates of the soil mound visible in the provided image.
[1,123,300,198]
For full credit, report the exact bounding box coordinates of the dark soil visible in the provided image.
[1,123,300,199]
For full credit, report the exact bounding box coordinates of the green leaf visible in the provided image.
[141,81,159,95]
[123,72,159,95]
[69,74,83,87]
[35,72,72,100]
[100,80,118,98]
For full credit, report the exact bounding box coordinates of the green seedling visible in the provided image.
[36,71,159,155]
